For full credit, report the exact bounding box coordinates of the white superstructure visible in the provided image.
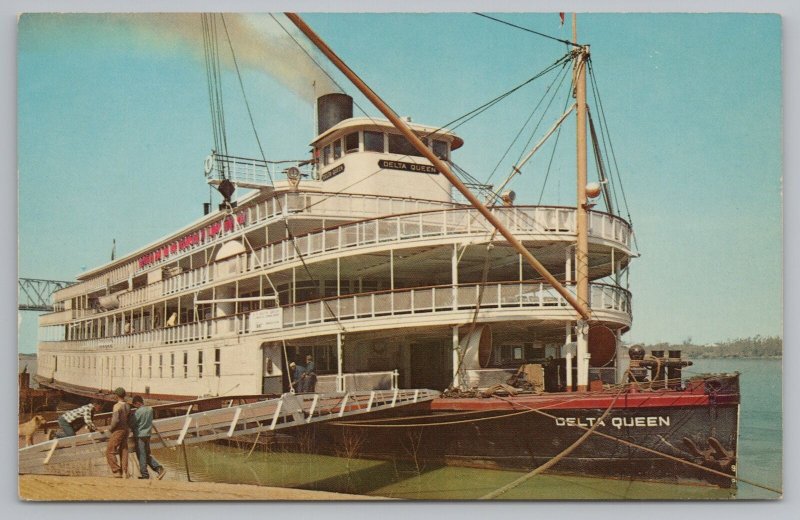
[37,94,633,400]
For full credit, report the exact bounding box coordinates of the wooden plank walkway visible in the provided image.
[19,389,438,474]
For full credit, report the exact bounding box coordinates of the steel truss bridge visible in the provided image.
[18,278,74,312]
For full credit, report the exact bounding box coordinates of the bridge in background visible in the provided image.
[18,278,74,312]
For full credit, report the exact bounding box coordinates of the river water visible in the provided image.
[149,358,781,500]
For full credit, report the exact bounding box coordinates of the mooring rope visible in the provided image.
[329,378,781,496]
[481,385,626,499]
[488,394,782,496]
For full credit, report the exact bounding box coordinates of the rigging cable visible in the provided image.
[536,73,576,205]
[587,58,638,252]
[587,109,615,214]
[201,14,229,162]
[586,64,621,214]
[270,15,573,213]
[419,53,575,143]
[268,13,456,205]
[489,57,574,201]
[218,14,346,334]
[473,12,580,48]
[271,11,577,214]
[484,58,572,187]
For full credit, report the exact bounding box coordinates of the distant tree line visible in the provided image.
[643,335,782,359]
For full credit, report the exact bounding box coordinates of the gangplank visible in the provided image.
[19,389,438,474]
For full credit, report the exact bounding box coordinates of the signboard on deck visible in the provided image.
[250,308,283,331]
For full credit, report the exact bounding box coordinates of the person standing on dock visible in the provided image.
[104,387,130,478]
[129,395,166,480]
[53,401,102,438]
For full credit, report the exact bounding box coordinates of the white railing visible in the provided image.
[51,207,631,334]
[206,153,277,187]
[43,282,630,351]
[56,197,630,312]
[316,370,399,393]
[120,206,628,309]
[282,281,631,329]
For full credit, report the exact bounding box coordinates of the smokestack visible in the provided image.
[317,93,353,135]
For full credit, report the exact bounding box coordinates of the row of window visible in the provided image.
[41,348,222,380]
[318,130,450,167]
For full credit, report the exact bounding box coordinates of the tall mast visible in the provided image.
[286,12,592,321]
[574,14,591,391]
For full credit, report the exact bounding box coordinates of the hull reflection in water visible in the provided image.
[152,443,734,500]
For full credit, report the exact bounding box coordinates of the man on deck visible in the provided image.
[299,354,317,393]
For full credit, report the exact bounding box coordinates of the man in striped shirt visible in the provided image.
[54,401,102,438]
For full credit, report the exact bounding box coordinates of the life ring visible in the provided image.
[204,154,214,176]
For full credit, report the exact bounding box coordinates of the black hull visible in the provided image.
[268,376,741,489]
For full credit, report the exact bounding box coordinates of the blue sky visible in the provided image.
[17,12,782,352]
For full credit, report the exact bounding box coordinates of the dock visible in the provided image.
[19,389,438,475]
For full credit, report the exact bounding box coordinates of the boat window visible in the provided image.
[198,350,204,379]
[333,139,342,160]
[324,280,338,298]
[345,132,359,153]
[388,133,420,157]
[170,353,175,378]
[215,348,221,377]
[183,351,188,378]
[323,144,332,165]
[295,280,320,303]
[432,139,449,160]
[364,131,384,152]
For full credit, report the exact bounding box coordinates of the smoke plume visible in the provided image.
[102,13,341,102]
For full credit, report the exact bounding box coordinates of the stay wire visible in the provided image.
[500,58,573,195]
[587,62,621,215]
[473,12,580,48]
[273,13,574,216]
[420,53,574,143]
[219,14,346,334]
[587,58,637,251]
[201,16,219,154]
[484,59,571,187]
[269,14,457,205]
[537,76,575,205]
[269,14,394,133]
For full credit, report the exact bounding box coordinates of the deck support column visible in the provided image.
[565,323,573,392]
[336,333,344,392]
[577,320,590,391]
[452,326,460,388]
[452,243,458,310]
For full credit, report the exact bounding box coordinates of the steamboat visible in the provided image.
[34,13,739,489]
